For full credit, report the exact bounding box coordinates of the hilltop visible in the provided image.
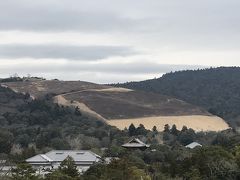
[1,78,229,131]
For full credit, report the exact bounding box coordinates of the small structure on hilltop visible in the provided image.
[122,138,150,150]
[185,142,202,149]
[26,150,101,175]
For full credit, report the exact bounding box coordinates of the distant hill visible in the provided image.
[1,79,229,131]
[115,67,240,127]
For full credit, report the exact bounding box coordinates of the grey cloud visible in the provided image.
[0,45,135,60]
[0,60,206,75]
[1,0,240,50]
[0,61,206,83]
[62,63,206,74]
[1,0,240,34]
[0,1,136,32]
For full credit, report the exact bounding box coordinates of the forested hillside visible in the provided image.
[116,67,240,127]
[0,86,130,161]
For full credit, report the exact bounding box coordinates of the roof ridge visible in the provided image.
[40,154,53,162]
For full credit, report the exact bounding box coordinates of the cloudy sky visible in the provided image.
[0,0,240,83]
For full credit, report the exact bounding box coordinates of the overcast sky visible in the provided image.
[0,0,240,83]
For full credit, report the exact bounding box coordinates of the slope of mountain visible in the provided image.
[1,79,229,131]
[115,67,240,127]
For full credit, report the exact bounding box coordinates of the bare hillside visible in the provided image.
[1,80,229,131]
[63,89,209,119]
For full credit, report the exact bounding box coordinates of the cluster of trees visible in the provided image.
[116,67,240,127]
[163,124,197,146]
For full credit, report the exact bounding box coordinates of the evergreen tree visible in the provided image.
[164,124,170,133]
[129,124,136,136]
[58,156,80,178]
[170,124,179,136]
[152,126,157,132]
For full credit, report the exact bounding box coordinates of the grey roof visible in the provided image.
[185,142,202,149]
[122,138,150,148]
[26,150,101,164]
[26,154,50,163]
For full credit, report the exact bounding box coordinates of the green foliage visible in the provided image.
[11,163,40,180]
[45,156,81,180]
[58,156,80,178]
[83,158,151,180]
[181,146,239,179]
[45,171,79,180]
[0,130,13,154]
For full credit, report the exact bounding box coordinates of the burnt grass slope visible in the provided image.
[2,79,210,120]
[115,67,240,127]
[64,90,209,120]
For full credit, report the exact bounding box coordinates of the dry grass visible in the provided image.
[107,115,229,132]
[53,95,106,121]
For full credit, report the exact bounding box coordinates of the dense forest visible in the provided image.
[3,124,240,179]
[116,67,240,127]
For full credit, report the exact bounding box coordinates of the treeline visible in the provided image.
[115,67,240,127]
[0,74,46,83]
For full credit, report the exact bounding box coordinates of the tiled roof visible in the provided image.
[122,138,150,148]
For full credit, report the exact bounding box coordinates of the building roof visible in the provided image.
[26,150,101,164]
[185,142,202,149]
[122,138,150,148]
[26,154,51,163]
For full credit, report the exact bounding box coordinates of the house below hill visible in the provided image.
[122,138,150,150]
[26,150,101,174]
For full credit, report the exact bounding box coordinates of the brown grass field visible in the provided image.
[107,115,229,132]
